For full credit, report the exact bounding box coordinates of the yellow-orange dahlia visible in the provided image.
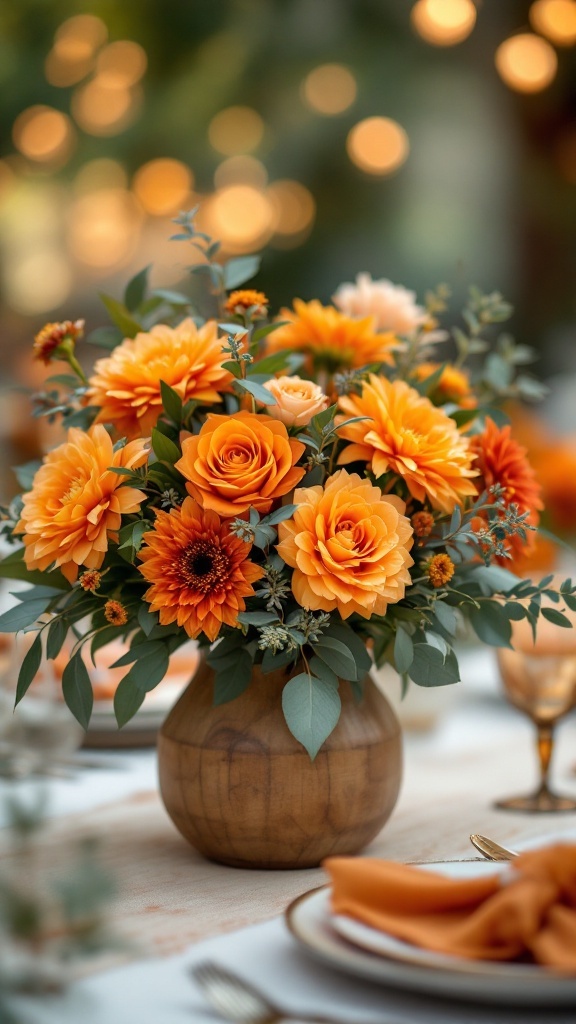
[276,469,414,619]
[265,299,397,372]
[86,318,232,439]
[138,497,263,641]
[175,411,305,517]
[469,417,544,563]
[337,375,478,513]
[15,424,148,583]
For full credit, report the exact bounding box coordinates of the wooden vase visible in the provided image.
[157,656,402,869]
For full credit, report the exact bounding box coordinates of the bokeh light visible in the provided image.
[133,159,194,216]
[12,106,74,165]
[346,117,409,175]
[267,180,316,245]
[71,80,141,135]
[74,158,128,193]
[46,13,107,86]
[301,64,357,115]
[5,249,72,314]
[203,185,273,252]
[530,0,576,46]
[208,106,265,155]
[96,41,148,87]
[495,33,558,93]
[214,155,268,190]
[411,0,477,46]
[68,188,142,269]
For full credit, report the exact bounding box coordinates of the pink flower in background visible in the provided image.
[333,272,427,335]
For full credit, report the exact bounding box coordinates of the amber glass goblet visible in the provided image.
[496,646,576,812]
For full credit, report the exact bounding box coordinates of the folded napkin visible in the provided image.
[325,845,576,970]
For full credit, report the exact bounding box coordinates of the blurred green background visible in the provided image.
[0,0,575,380]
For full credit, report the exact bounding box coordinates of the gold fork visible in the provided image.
[469,834,518,861]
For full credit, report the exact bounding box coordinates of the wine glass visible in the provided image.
[496,643,576,812]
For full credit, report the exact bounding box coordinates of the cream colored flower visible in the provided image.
[262,376,329,427]
[333,273,427,335]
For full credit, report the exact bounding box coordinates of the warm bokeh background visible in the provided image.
[0,0,575,510]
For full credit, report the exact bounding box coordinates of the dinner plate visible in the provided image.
[285,860,576,1007]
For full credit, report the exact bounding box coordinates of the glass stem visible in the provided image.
[536,722,554,794]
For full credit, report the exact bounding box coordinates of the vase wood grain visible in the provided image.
[157,656,402,869]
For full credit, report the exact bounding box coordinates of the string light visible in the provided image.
[301,64,357,115]
[411,0,477,46]
[45,14,107,86]
[495,33,558,93]
[203,185,273,253]
[346,117,409,175]
[133,159,194,216]
[530,0,576,46]
[12,106,75,165]
[208,107,264,156]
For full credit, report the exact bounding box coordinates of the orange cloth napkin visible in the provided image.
[325,845,576,970]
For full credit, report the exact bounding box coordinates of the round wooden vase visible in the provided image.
[157,656,402,869]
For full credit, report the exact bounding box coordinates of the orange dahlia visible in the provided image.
[138,497,263,641]
[412,361,475,408]
[337,375,478,513]
[15,424,148,583]
[175,411,305,517]
[276,469,414,619]
[469,417,544,561]
[86,318,233,439]
[265,299,397,372]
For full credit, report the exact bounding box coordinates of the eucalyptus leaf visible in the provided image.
[224,255,261,289]
[322,622,372,674]
[313,636,357,681]
[469,602,512,647]
[99,294,143,338]
[282,672,341,759]
[409,645,460,687]
[541,607,573,628]
[0,597,53,633]
[394,626,414,674]
[213,649,253,705]
[236,378,277,406]
[124,265,150,312]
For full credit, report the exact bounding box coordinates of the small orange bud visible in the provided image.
[411,511,434,539]
[104,599,128,626]
[427,553,455,589]
[79,569,102,592]
[224,289,268,319]
[33,319,84,365]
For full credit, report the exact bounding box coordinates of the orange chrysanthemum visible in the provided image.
[33,319,84,364]
[265,299,397,372]
[175,411,305,517]
[86,318,232,439]
[15,424,148,583]
[469,418,544,562]
[277,469,414,619]
[337,375,478,513]
[224,289,268,317]
[104,599,128,626]
[138,497,264,641]
[412,361,476,408]
[79,569,102,592]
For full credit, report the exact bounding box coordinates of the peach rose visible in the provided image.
[175,411,306,517]
[277,469,414,619]
[262,375,329,427]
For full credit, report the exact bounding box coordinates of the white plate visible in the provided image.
[285,861,576,1007]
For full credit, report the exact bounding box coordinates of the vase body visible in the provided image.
[157,656,402,869]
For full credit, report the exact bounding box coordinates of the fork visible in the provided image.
[191,960,400,1024]
[469,834,518,861]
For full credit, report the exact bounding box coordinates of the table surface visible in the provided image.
[2,647,576,1022]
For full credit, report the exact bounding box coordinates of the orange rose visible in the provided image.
[262,375,329,427]
[277,469,414,619]
[175,411,306,517]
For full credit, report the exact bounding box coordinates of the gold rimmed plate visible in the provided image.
[285,861,576,1007]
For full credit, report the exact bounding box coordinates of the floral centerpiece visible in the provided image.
[1,209,574,768]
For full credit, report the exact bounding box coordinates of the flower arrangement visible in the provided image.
[1,209,575,759]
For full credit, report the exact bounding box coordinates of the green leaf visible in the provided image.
[11,585,63,603]
[249,352,291,376]
[99,294,143,338]
[541,607,573,628]
[118,519,151,556]
[237,611,278,626]
[309,655,338,687]
[235,378,277,406]
[224,255,261,289]
[473,565,522,595]
[413,362,447,396]
[450,408,479,428]
[502,602,527,621]
[322,622,372,674]
[117,644,169,694]
[394,626,414,674]
[213,649,253,705]
[14,633,42,706]
[159,380,183,424]
[46,617,68,660]
[433,600,457,636]
[124,265,151,311]
[0,548,69,590]
[468,602,512,647]
[152,288,191,306]
[0,597,53,633]
[86,325,122,349]
[13,460,41,490]
[563,594,576,613]
[282,672,341,760]
[261,504,298,526]
[62,653,93,729]
[409,645,460,687]
[111,640,164,668]
[313,636,357,681]
[252,321,290,343]
[261,646,296,672]
[151,428,181,463]
[138,603,158,637]
[114,676,146,728]
[222,359,242,379]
